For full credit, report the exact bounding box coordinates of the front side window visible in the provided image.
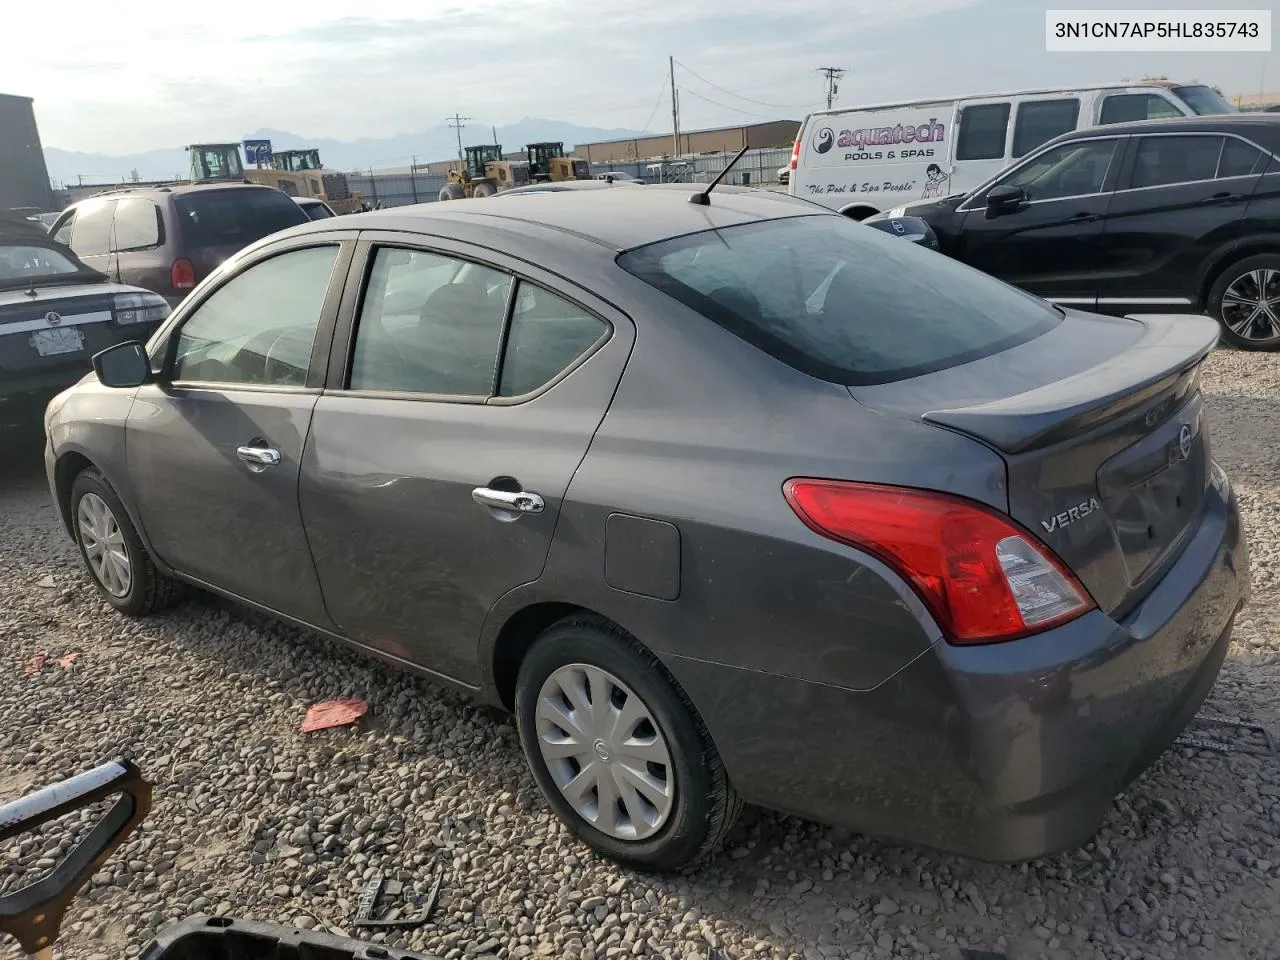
[1012,99,1081,158]
[618,215,1060,385]
[172,245,339,386]
[67,200,115,258]
[1129,136,1223,189]
[956,103,1011,161]
[349,248,512,396]
[499,284,608,397]
[991,139,1120,202]
[1099,93,1183,124]
[112,198,162,251]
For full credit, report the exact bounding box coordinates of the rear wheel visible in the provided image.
[472,181,497,198]
[515,616,741,871]
[438,184,465,202]
[1208,254,1280,350]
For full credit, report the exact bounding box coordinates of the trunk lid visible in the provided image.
[0,285,122,380]
[848,311,1219,615]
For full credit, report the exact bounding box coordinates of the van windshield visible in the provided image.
[1173,85,1234,115]
[617,215,1061,385]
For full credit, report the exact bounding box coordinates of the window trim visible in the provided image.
[331,235,615,406]
[955,101,1013,162]
[956,134,1127,213]
[1011,98,1082,159]
[1113,131,1276,193]
[155,235,354,391]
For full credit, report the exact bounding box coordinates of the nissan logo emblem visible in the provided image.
[1178,424,1193,461]
[44,311,62,327]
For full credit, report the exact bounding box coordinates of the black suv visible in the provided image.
[877,115,1280,349]
[50,184,309,307]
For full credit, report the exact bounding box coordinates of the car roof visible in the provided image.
[289,186,830,252]
[70,182,286,205]
[1057,113,1280,140]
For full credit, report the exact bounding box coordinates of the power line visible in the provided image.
[677,87,783,121]
[674,59,816,110]
[446,113,470,163]
[641,70,670,133]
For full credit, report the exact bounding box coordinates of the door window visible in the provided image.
[956,103,1011,161]
[1012,99,1081,157]
[112,198,163,251]
[172,245,339,386]
[66,200,115,258]
[1099,93,1183,124]
[349,247,512,396]
[498,284,608,396]
[990,139,1120,202]
[51,212,75,246]
[1129,136,1223,189]
[1218,138,1266,178]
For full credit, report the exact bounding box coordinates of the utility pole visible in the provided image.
[447,114,471,164]
[670,55,681,158]
[817,66,845,110]
[492,126,499,146]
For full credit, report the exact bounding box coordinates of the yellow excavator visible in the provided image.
[438,144,532,200]
[525,142,590,183]
[186,144,365,214]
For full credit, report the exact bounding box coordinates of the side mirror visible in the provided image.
[985,185,1028,219]
[92,342,151,388]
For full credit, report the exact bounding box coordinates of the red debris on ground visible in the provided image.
[24,653,47,676]
[301,698,368,733]
[58,652,81,668]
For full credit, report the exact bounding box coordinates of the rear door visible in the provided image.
[299,234,634,685]
[109,197,168,292]
[1095,133,1263,312]
[60,198,116,277]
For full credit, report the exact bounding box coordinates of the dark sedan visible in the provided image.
[45,189,1247,870]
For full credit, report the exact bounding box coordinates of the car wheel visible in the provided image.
[1208,254,1280,350]
[472,181,497,198]
[438,184,465,202]
[515,616,741,871]
[70,468,181,616]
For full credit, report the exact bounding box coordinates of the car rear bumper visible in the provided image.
[664,478,1248,862]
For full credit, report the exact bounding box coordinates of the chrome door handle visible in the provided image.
[236,446,281,467]
[472,487,545,514]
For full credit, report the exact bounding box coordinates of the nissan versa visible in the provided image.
[44,188,1249,869]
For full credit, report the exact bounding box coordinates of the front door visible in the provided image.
[126,241,349,626]
[300,238,634,685]
[952,135,1125,305]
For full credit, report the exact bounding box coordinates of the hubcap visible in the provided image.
[77,493,131,598]
[534,664,674,841]
[1222,268,1280,342]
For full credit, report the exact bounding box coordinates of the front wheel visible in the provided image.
[1208,254,1280,350]
[515,617,741,871]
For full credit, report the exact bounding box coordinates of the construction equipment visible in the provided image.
[438,144,531,201]
[525,142,590,183]
[185,143,364,215]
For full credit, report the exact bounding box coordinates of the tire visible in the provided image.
[69,468,181,616]
[472,181,496,198]
[1207,253,1280,351]
[515,616,741,871]
[438,184,465,202]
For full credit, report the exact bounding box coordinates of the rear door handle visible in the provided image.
[236,445,281,467]
[1063,213,1098,224]
[1199,191,1244,205]
[472,487,545,514]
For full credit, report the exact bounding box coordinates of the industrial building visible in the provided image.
[573,120,800,164]
[0,93,55,213]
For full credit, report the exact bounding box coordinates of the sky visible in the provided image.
[1,0,1273,155]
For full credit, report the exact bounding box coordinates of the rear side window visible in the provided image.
[112,198,162,251]
[67,200,115,257]
[175,189,308,250]
[617,216,1060,386]
[956,103,1011,161]
[1218,139,1266,178]
[1129,136,1223,189]
[499,284,608,397]
[1099,94,1182,124]
[1012,99,1081,157]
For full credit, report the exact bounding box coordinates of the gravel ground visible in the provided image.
[2,347,1279,960]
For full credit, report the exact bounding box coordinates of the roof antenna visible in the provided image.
[688,144,750,206]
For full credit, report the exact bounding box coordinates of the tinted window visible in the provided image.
[994,139,1119,201]
[175,188,308,251]
[349,248,512,396]
[112,198,162,251]
[499,284,608,396]
[172,246,338,386]
[67,200,114,257]
[1099,94,1183,124]
[304,203,335,220]
[618,216,1060,386]
[1219,139,1265,178]
[1130,136,1222,188]
[1173,85,1234,115]
[1012,99,1081,158]
[956,103,1011,161]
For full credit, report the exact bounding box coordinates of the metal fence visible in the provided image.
[344,147,793,209]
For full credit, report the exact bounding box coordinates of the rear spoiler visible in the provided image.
[923,315,1218,454]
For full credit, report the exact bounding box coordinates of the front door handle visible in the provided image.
[472,487,545,514]
[1199,191,1244,205]
[236,445,282,467]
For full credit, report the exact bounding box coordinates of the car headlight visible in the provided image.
[113,292,171,325]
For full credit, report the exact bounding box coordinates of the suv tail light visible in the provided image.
[789,132,802,171]
[171,258,195,290]
[783,479,1094,644]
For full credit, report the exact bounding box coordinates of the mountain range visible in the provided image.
[45,118,648,185]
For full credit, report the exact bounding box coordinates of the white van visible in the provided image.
[787,81,1234,219]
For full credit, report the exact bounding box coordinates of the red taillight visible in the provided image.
[783,479,1094,644]
[789,133,802,171]
[171,258,195,290]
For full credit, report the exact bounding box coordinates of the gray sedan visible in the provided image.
[44,189,1248,870]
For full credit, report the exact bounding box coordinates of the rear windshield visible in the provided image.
[1173,85,1234,115]
[617,215,1061,385]
[176,188,308,250]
